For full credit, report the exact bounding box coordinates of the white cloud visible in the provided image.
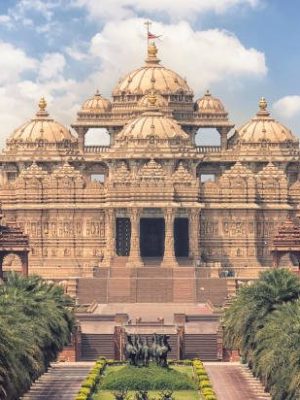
[90,19,267,95]
[0,15,267,148]
[0,41,37,84]
[273,96,300,119]
[65,44,89,61]
[38,53,66,81]
[0,15,12,27]
[75,0,260,21]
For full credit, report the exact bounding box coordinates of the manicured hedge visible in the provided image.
[192,359,217,400]
[75,358,107,400]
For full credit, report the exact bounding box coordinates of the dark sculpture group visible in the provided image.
[124,333,171,367]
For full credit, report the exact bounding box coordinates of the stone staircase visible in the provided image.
[204,362,272,400]
[76,267,230,306]
[21,362,93,400]
[196,277,229,306]
[184,334,218,360]
[81,333,115,360]
[239,364,272,399]
[173,268,196,302]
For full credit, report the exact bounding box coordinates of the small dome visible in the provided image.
[236,98,298,144]
[81,90,111,113]
[117,96,189,141]
[138,92,168,109]
[7,98,76,146]
[195,90,226,114]
[113,43,193,97]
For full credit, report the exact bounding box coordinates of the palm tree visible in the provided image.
[0,272,74,399]
[254,300,300,400]
[223,269,300,399]
[223,268,300,361]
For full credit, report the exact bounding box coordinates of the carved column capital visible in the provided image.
[164,207,175,223]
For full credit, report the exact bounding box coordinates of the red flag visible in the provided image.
[148,31,161,40]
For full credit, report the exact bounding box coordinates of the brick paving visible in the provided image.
[21,362,93,400]
[204,362,271,400]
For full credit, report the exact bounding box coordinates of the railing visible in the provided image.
[196,145,222,153]
[84,146,110,153]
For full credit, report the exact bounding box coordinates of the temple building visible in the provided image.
[0,41,299,284]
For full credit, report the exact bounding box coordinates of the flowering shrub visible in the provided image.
[75,358,107,400]
[192,359,217,400]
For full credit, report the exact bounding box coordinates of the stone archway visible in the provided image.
[0,223,29,279]
[271,217,300,268]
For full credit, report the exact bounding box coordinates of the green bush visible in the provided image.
[76,358,107,399]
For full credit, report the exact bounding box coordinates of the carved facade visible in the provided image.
[0,43,299,278]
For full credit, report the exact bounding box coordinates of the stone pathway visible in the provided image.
[204,362,271,400]
[20,362,93,400]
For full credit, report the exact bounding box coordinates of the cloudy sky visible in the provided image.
[0,0,299,147]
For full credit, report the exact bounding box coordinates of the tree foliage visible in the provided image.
[0,273,74,399]
[223,269,300,399]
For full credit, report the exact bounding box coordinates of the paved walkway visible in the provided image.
[21,362,93,400]
[204,362,271,400]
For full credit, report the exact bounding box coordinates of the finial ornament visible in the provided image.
[148,90,157,106]
[259,97,268,111]
[39,97,47,112]
[205,90,211,96]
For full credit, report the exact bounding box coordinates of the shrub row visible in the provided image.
[192,359,217,400]
[75,358,107,400]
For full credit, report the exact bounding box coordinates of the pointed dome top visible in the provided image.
[80,90,112,114]
[145,42,160,65]
[7,98,76,145]
[235,97,298,144]
[195,90,227,114]
[112,42,193,97]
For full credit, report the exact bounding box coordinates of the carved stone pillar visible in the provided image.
[127,208,143,267]
[77,127,88,153]
[0,254,3,280]
[20,252,29,276]
[218,127,229,150]
[103,208,116,267]
[161,208,178,267]
[189,209,200,262]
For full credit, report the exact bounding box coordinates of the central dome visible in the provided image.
[112,43,193,97]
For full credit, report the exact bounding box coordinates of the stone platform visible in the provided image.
[76,301,222,361]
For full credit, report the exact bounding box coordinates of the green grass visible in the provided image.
[99,363,197,391]
[93,390,199,400]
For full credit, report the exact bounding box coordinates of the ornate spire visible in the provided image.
[257,97,270,117]
[36,97,49,118]
[145,42,160,65]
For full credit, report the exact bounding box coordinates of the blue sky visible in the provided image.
[0,0,299,146]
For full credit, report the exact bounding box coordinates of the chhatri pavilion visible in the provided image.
[0,41,299,289]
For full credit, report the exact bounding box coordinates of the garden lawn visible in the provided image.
[93,390,199,400]
[99,363,197,391]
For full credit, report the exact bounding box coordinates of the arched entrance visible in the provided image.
[0,223,29,279]
[271,217,300,268]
